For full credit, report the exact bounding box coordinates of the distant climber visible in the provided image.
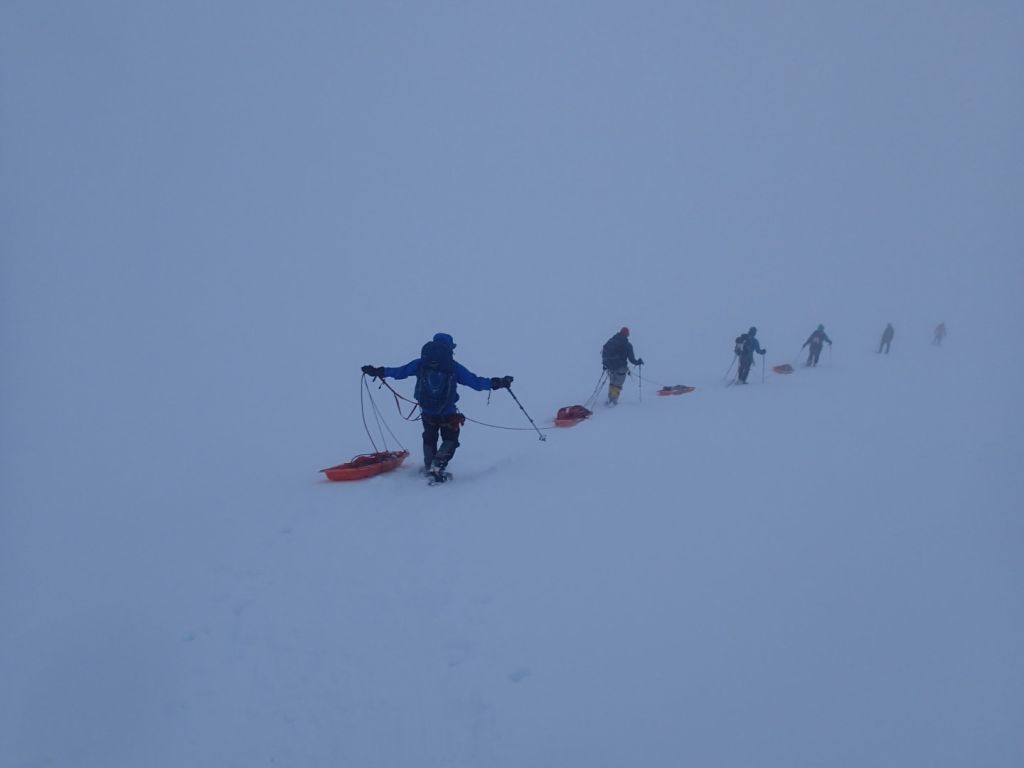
[601,327,643,405]
[933,322,947,346]
[362,333,513,483]
[878,323,894,354]
[734,327,766,384]
[802,324,833,367]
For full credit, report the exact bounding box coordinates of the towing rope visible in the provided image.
[366,375,553,433]
[462,414,555,432]
[360,375,407,452]
[368,376,421,421]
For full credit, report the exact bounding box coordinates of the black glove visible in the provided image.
[635,358,644,366]
[828,340,833,346]
[759,349,767,355]
[490,375,513,390]
[361,365,385,378]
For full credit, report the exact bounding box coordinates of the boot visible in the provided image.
[428,460,450,484]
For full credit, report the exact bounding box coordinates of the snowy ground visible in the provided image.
[4,331,1022,767]
[3,3,1023,767]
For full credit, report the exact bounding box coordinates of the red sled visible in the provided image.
[554,405,592,427]
[657,385,696,396]
[320,450,410,481]
[772,364,795,375]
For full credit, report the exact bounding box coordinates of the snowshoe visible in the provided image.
[428,469,452,486]
[427,463,452,485]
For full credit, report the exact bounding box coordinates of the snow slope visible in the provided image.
[4,325,1022,767]
[2,3,1023,767]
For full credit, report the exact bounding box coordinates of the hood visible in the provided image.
[432,332,456,350]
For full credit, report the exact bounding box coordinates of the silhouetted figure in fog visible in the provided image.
[601,327,643,406]
[734,326,766,384]
[802,324,833,367]
[878,323,894,354]
[933,322,946,346]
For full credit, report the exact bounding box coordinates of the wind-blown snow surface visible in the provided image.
[3,3,1024,767]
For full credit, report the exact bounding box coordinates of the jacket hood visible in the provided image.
[432,332,456,350]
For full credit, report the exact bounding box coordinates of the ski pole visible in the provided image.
[638,362,643,402]
[505,388,547,442]
[722,356,737,384]
[762,353,766,384]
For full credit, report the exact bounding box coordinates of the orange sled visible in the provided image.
[321,450,410,481]
[657,385,696,396]
[554,405,592,427]
[772,364,795,375]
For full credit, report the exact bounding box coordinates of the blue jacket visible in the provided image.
[383,358,493,416]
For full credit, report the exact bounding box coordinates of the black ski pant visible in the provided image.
[422,413,464,470]
[878,338,891,354]
[807,343,823,366]
[737,353,753,383]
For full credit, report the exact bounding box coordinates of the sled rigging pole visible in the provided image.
[583,371,609,411]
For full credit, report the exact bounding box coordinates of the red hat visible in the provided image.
[620,326,630,337]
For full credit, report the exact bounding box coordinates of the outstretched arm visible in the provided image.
[383,359,421,380]
[454,362,495,391]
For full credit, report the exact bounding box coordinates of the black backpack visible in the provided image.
[734,334,747,356]
[602,334,626,368]
[414,341,456,414]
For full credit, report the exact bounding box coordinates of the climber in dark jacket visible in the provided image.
[601,327,643,405]
[802,324,833,367]
[878,323,894,354]
[734,326,766,384]
[362,332,513,482]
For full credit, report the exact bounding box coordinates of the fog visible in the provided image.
[2,3,1022,766]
